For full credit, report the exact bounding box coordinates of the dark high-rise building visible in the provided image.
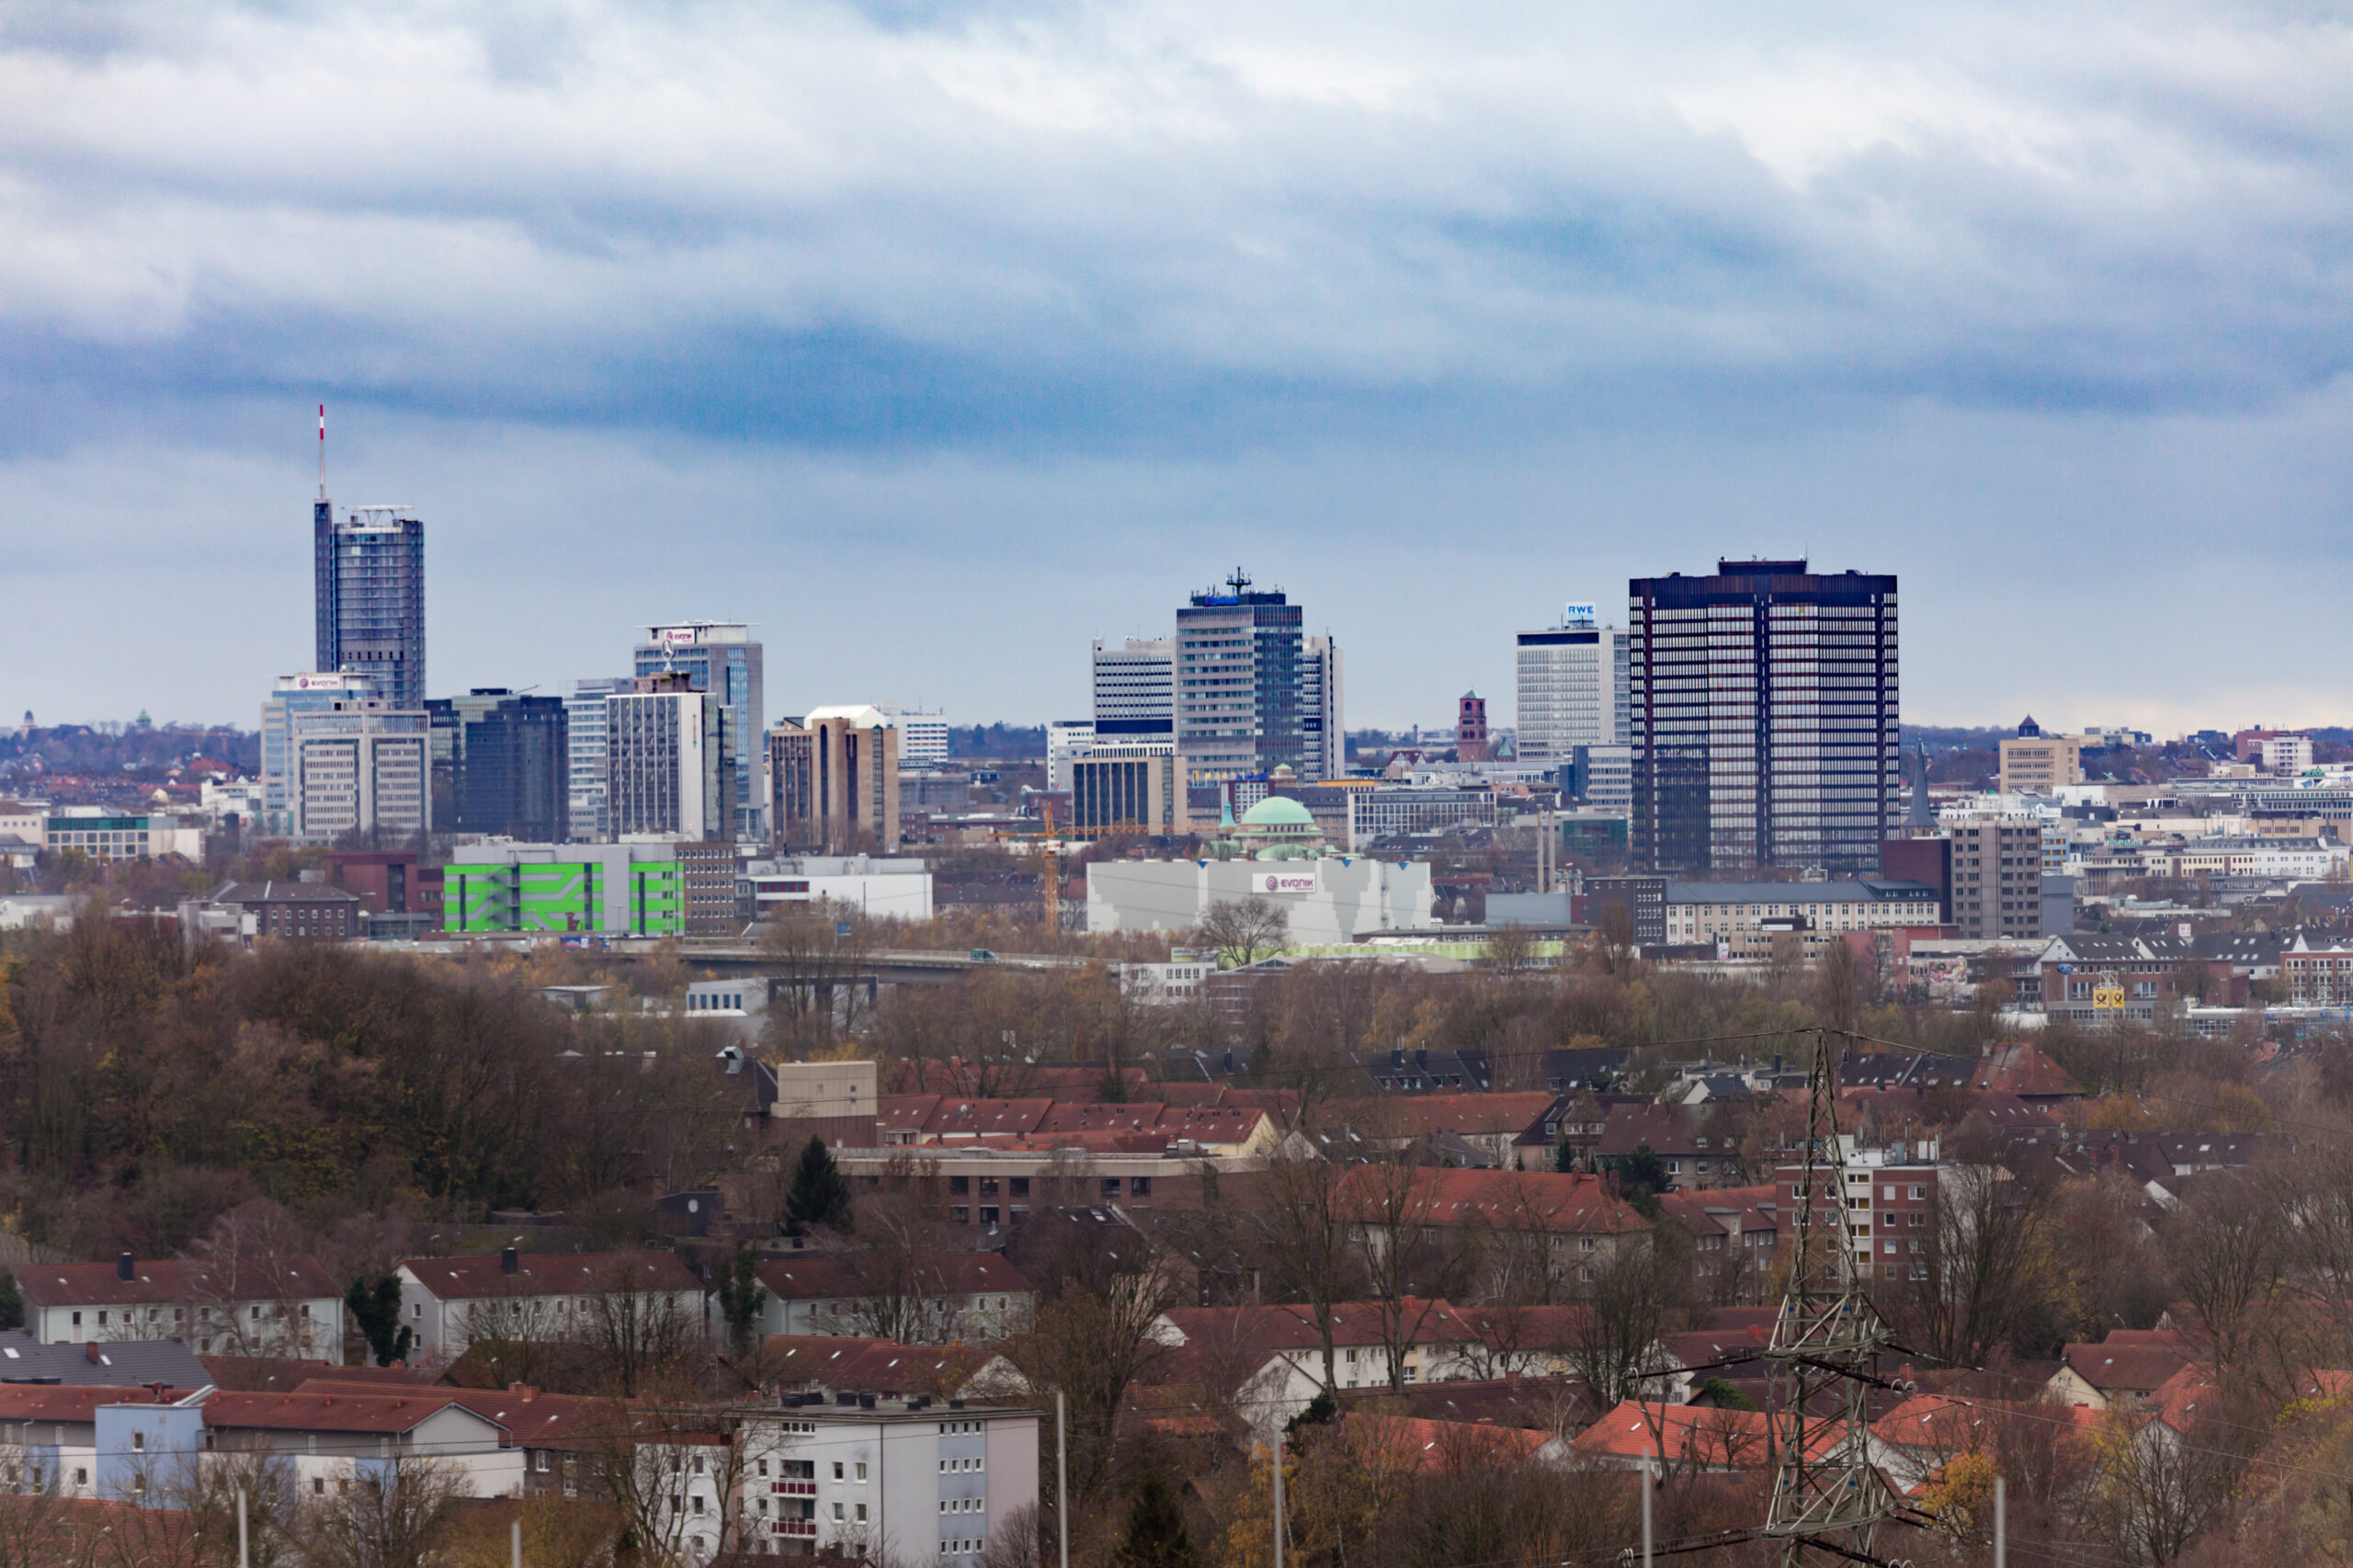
[1174,571,1345,784]
[1628,559,1898,876]
[458,695,571,842]
[315,501,426,710]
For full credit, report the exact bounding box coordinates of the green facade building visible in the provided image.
[443,841,687,937]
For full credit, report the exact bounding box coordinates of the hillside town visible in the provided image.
[4,544,2353,1568]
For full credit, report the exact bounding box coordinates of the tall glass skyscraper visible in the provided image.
[314,500,426,710]
[1628,559,1899,876]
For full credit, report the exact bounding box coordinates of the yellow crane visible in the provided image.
[1040,796,1061,937]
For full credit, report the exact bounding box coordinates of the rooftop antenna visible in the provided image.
[1226,567,1252,597]
[317,403,327,501]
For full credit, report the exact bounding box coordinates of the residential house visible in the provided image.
[1655,1187,1783,1306]
[17,1254,343,1361]
[395,1249,705,1364]
[750,1254,1033,1344]
[1593,1102,1760,1190]
[2044,1330,2197,1413]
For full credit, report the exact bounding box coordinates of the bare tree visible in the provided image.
[757,898,877,1052]
[2077,1399,2261,1567]
[1244,1143,1358,1391]
[578,1256,708,1398]
[2169,1173,2296,1391]
[293,1455,468,1568]
[1198,898,1290,970]
[827,1188,972,1345]
[1882,1157,2067,1369]
[180,1199,323,1360]
[1344,1156,1480,1392]
[1562,1229,1693,1411]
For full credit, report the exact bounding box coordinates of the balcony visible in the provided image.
[774,1482,817,1496]
[774,1520,818,1537]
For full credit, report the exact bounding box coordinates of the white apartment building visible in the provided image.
[741,856,935,921]
[289,699,429,844]
[884,707,952,767]
[735,1399,1040,1567]
[1663,881,1943,946]
[42,810,204,861]
[17,1255,345,1361]
[608,678,733,842]
[1515,608,1629,766]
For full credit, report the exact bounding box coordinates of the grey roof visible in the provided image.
[210,881,360,905]
[1666,881,1940,905]
[0,1331,210,1389]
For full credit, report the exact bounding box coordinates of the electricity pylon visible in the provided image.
[1763,1028,1899,1566]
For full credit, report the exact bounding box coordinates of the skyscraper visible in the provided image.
[767,706,900,854]
[314,502,426,710]
[633,623,764,839]
[564,677,631,842]
[1628,559,1899,876]
[607,673,736,842]
[456,694,570,842]
[288,699,430,846]
[1515,604,1629,766]
[1174,573,1336,784]
[1092,637,1175,741]
[261,672,379,837]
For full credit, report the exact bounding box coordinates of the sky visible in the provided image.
[2,0,2349,734]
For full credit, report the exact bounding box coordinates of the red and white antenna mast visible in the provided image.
[318,403,327,500]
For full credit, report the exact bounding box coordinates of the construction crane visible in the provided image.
[1040,796,1061,937]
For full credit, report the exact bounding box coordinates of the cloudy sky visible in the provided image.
[3,0,2348,733]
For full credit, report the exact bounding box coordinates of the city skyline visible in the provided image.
[3,4,2348,731]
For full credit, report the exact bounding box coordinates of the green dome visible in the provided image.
[1238,795,1315,828]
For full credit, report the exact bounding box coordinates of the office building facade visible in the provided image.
[1175,573,1338,784]
[1628,560,1899,877]
[1070,744,1188,839]
[289,699,431,845]
[1091,637,1175,741]
[1304,634,1344,779]
[314,503,426,710]
[563,677,631,842]
[607,674,736,843]
[1516,607,1629,767]
[457,695,569,843]
[261,672,379,836]
[633,624,764,839]
[769,706,900,854]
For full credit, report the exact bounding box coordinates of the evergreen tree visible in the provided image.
[784,1136,853,1236]
[1118,1471,1198,1568]
[0,1271,21,1333]
[1554,1133,1576,1174]
[715,1241,768,1358]
[345,1275,415,1366]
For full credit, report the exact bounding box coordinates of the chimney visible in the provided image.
[85,1342,100,1364]
[117,1253,133,1283]
[508,1384,538,1401]
[500,1247,519,1276]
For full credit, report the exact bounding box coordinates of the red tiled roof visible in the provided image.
[2059,1331,2193,1393]
[1154,1301,1477,1360]
[0,1386,195,1423]
[1315,1413,1553,1471]
[1333,1167,1650,1235]
[17,1256,340,1310]
[398,1251,699,1301]
[298,1380,608,1451]
[1573,1400,1836,1468]
[1326,1093,1556,1140]
[881,1095,942,1131]
[754,1252,1029,1302]
[200,1390,485,1436]
[923,1099,1055,1138]
[757,1335,1010,1397]
[1973,1043,2085,1100]
[1871,1393,2102,1450]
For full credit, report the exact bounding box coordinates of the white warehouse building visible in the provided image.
[1086,857,1435,946]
